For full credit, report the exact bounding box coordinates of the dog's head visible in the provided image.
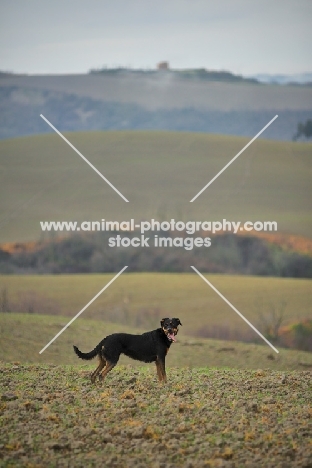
[160,317,182,343]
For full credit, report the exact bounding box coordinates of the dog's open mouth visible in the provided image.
[166,332,176,342]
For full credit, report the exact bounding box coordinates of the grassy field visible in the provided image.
[0,268,310,468]
[0,131,311,242]
[0,361,311,466]
[1,312,312,370]
[1,273,311,339]
[1,297,312,466]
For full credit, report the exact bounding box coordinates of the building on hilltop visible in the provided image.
[157,61,169,70]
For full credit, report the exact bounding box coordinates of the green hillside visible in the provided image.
[0,131,311,242]
[1,313,312,370]
[1,273,311,340]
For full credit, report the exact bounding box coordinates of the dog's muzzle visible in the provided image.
[165,328,178,342]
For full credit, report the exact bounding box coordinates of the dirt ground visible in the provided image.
[0,363,311,467]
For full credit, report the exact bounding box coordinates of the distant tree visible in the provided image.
[257,300,287,344]
[293,119,312,140]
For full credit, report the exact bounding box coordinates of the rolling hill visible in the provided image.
[0,131,311,243]
[2,71,312,112]
[1,71,312,140]
[0,273,311,339]
[1,311,312,369]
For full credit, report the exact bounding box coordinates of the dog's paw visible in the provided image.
[90,375,96,384]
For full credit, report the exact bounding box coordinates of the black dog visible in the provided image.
[73,318,182,383]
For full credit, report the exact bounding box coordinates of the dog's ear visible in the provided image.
[160,318,166,327]
[173,318,182,326]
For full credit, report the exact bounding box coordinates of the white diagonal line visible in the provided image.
[191,266,279,353]
[39,266,128,354]
[40,114,129,202]
[190,115,278,202]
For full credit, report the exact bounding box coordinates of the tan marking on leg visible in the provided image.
[90,355,106,383]
[99,361,116,381]
[155,360,162,381]
[156,358,167,383]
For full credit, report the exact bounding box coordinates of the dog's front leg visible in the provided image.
[155,356,167,383]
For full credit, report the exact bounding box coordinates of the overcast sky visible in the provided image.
[0,0,311,76]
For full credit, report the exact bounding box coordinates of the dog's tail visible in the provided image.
[73,344,101,360]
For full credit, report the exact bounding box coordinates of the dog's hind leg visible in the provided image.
[98,360,116,382]
[90,353,106,383]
